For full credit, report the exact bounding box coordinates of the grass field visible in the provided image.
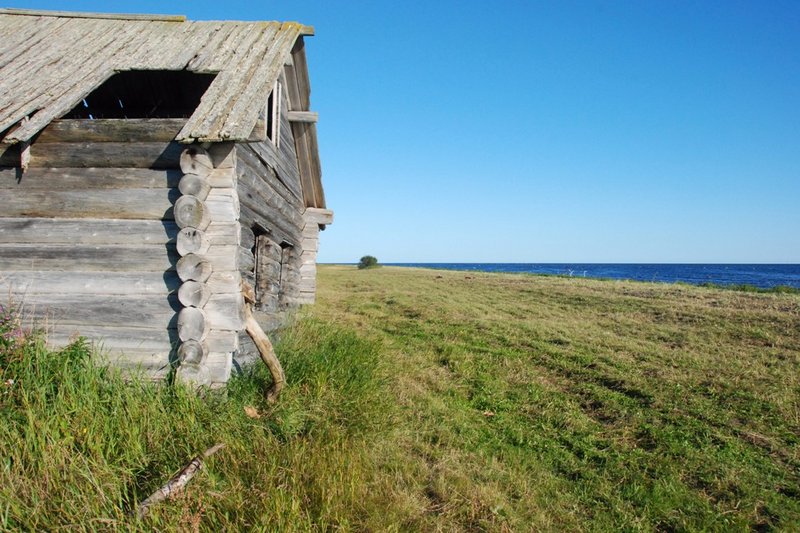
[1,265,798,530]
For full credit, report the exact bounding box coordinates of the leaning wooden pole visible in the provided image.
[135,443,225,519]
[242,285,285,403]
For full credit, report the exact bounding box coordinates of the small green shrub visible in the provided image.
[358,255,378,269]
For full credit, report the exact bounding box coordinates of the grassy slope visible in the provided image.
[1,265,799,530]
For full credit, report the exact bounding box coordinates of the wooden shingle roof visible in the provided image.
[0,9,313,144]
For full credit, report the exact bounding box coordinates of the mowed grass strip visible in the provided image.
[0,265,798,530]
[308,265,800,531]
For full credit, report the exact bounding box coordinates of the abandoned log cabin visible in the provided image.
[0,9,333,387]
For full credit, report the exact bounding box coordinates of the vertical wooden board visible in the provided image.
[305,123,325,208]
[291,121,318,208]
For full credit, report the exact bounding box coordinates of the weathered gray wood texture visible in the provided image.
[0,12,311,144]
[231,108,314,367]
[0,125,185,378]
[283,37,325,209]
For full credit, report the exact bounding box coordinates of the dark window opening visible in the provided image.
[266,91,274,142]
[63,70,216,119]
[265,80,281,146]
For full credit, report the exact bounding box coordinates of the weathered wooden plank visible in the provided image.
[0,188,176,219]
[204,293,243,331]
[206,221,240,240]
[27,141,182,168]
[1,270,180,295]
[303,207,333,225]
[0,218,178,244]
[292,122,318,208]
[36,118,186,143]
[238,203,298,246]
[306,123,325,208]
[207,167,236,188]
[238,245,256,273]
[238,141,302,206]
[239,224,255,250]
[206,352,233,384]
[291,37,311,110]
[18,293,180,328]
[301,238,319,252]
[0,244,178,272]
[0,167,181,189]
[204,246,240,271]
[205,188,240,221]
[205,330,239,352]
[299,264,317,276]
[237,173,303,231]
[286,111,318,123]
[48,329,176,355]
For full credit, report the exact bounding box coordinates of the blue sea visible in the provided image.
[383,264,800,289]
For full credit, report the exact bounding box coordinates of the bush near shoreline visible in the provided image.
[1,265,798,530]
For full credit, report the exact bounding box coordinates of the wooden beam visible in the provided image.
[26,141,182,169]
[0,188,176,219]
[36,119,186,143]
[0,218,177,245]
[0,167,181,189]
[303,208,334,225]
[287,111,318,123]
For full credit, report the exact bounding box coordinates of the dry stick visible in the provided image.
[135,443,225,519]
[243,303,286,403]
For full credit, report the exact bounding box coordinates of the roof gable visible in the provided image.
[0,9,313,144]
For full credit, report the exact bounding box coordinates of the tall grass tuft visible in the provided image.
[0,312,392,531]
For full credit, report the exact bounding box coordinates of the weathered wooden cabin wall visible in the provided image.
[234,98,307,366]
[0,120,239,384]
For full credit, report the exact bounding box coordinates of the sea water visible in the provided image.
[383,264,800,289]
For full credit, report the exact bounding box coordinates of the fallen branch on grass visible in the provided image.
[135,443,225,519]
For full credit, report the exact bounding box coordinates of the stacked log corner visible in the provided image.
[174,144,242,389]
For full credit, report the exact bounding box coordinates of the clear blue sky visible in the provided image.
[7,1,800,263]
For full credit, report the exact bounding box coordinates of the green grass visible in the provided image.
[1,266,799,530]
